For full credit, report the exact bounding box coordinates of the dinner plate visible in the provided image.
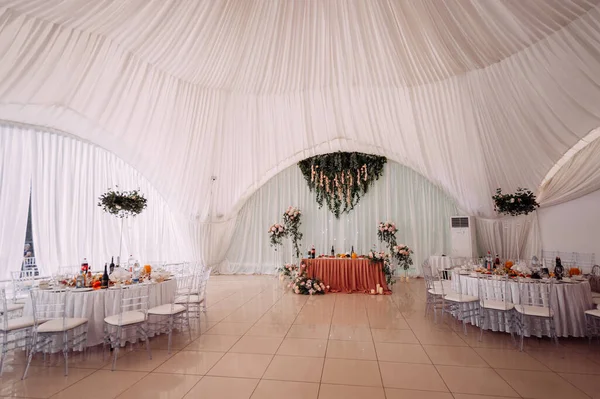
[71,287,93,292]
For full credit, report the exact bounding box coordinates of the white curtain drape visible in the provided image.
[0,125,33,280]
[223,162,459,276]
[475,213,541,262]
[0,123,191,277]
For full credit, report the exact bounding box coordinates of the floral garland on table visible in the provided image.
[393,244,413,271]
[268,223,287,247]
[367,250,395,286]
[492,188,539,216]
[377,221,397,250]
[283,206,303,258]
[298,152,387,218]
[98,187,147,218]
[290,263,328,295]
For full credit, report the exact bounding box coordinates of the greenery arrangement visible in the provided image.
[98,187,147,218]
[492,188,539,216]
[367,250,395,286]
[393,244,413,271]
[268,223,287,247]
[278,263,297,279]
[377,221,398,250]
[283,206,303,258]
[291,263,327,295]
[298,152,387,218]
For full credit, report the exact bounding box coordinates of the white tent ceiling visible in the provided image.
[1,0,600,222]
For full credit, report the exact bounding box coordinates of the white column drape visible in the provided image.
[0,125,33,280]
[223,162,459,276]
[475,213,541,262]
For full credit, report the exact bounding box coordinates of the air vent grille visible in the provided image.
[451,217,469,228]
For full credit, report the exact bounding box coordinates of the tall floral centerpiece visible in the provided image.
[367,250,394,286]
[377,221,398,250]
[283,206,303,260]
[393,244,413,280]
[98,187,148,260]
[268,223,287,247]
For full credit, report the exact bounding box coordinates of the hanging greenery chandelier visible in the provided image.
[298,152,387,218]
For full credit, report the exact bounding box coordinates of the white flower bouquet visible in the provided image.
[268,222,287,246]
[377,221,398,248]
[392,244,413,270]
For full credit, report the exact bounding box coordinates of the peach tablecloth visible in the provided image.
[303,258,391,294]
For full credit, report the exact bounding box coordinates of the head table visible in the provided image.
[22,279,177,350]
[450,269,594,338]
[303,258,391,294]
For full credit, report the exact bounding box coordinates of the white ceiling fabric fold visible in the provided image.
[1,0,600,222]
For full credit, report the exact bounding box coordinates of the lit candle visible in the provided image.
[378,286,384,295]
[370,289,375,294]
[376,284,381,291]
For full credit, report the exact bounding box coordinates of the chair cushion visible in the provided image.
[0,303,25,313]
[148,304,186,315]
[37,318,88,333]
[104,311,147,326]
[427,288,444,296]
[482,300,515,311]
[585,309,600,318]
[175,295,205,304]
[444,293,479,303]
[514,304,553,317]
[0,316,35,331]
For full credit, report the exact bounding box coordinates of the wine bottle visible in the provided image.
[102,263,109,288]
[351,245,355,254]
[311,245,315,259]
[331,245,335,257]
[109,256,115,274]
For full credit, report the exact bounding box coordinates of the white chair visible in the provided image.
[514,278,557,351]
[148,275,191,353]
[477,274,515,341]
[585,308,600,343]
[163,262,191,278]
[422,260,445,323]
[21,258,38,275]
[11,270,37,304]
[23,289,88,379]
[0,288,34,376]
[439,270,479,335]
[103,284,152,371]
[176,267,211,320]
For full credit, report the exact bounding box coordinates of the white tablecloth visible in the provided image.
[23,280,177,349]
[451,270,593,337]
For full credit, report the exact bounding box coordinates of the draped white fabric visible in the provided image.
[0,123,190,276]
[0,125,33,280]
[1,2,600,269]
[475,213,541,262]
[224,162,459,276]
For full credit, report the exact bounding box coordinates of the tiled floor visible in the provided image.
[1,275,600,398]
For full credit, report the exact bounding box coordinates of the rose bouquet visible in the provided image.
[289,263,328,295]
[283,206,303,258]
[377,221,397,249]
[367,250,389,262]
[278,263,297,279]
[268,222,287,247]
[392,244,413,271]
[367,250,395,286]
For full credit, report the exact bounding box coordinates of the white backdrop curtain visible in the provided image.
[0,122,191,277]
[475,213,541,262]
[0,125,33,280]
[223,162,459,276]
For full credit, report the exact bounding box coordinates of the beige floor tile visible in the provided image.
[183,376,259,399]
[527,348,600,374]
[51,370,148,399]
[375,342,431,364]
[149,333,197,350]
[251,380,319,399]
[230,336,283,355]
[560,372,600,399]
[207,353,273,379]
[205,322,254,335]
[436,365,518,397]
[385,388,453,399]
[263,355,323,383]
[379,362,447,391]
[371,328,419,344]
[245,323,290,338]
[277,338,327,357]
[423,345,488,367]
[318,384,385,399]
[460,331,518,349]
[411,328,468,346]
[103,349,173,372]
[328,325,372,341]
[368,316,410,330]
[256,313,297,326]
[321,358,382,387]
[474,347,548,370]
[496,369,589,399]
[0,366,95,398]
[182,334,241,352]
[287,324,331,339]
[117,372,201,399]
[452,395,522,399]
[326,340,376,360]
[154,351,224,375]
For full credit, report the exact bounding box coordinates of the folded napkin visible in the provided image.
[109,268,132,282]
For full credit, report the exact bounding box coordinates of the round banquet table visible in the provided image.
[451,270,594,338]
[22,280,177,350]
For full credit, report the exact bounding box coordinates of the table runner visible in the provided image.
[303,258,391,294]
